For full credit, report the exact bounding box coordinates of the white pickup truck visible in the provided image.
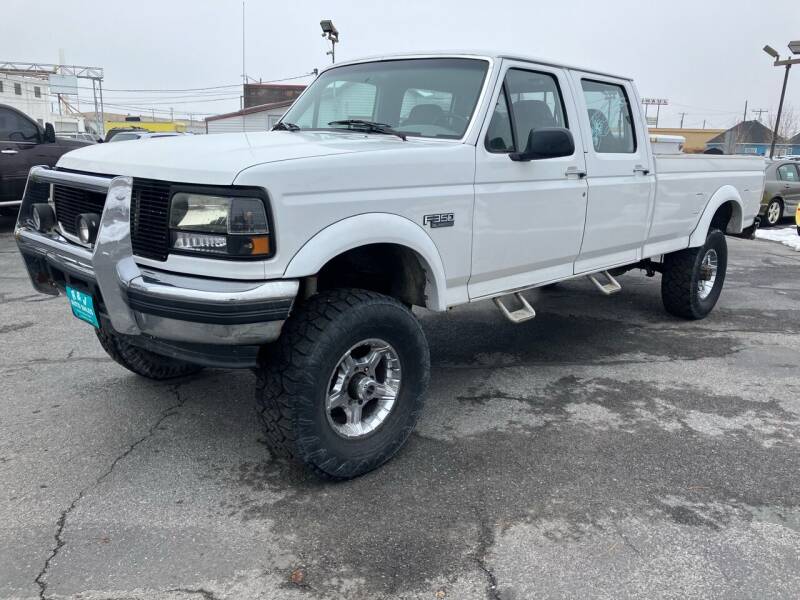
[15,52,764,479]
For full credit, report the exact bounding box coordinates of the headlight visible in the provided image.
[169,192,271,257]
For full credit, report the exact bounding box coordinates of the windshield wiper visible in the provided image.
[328,119,407,141]
[272,121,300,131]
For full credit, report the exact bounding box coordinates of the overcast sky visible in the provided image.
[4,0,799,130]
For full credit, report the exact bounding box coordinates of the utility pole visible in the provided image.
[770,64,791,158]
[702,119,706,129]
[763,42,800,159]
[742,100,748,124]
[752,108,768,122]
[679,112,687,128]
[242,2,246,91]
[98,79,105,136]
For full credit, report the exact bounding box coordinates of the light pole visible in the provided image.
[763,42,800,159]
[320,20,339,63]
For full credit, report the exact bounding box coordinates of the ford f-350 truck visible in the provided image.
[14,52,765,479]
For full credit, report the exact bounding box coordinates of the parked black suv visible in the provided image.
[0,104,90,216]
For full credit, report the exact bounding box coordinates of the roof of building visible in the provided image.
[706,120,784,144]
[205,99,295,122]
[788,132,800,145]
[244,83,307,90]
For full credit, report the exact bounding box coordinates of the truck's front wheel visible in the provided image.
[661,229,728,320]
[256,289,430,480]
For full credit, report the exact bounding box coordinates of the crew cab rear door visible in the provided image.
[567,72,654,273]
[470,60,588,299]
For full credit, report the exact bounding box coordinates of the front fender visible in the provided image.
[688,185,744,247]
[283,213,449,311]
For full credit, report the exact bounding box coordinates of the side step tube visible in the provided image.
[587,271,622,295]
[494,292,536,324]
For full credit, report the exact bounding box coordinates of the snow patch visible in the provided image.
[755,226,800,251]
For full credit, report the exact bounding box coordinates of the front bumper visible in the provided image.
[15,167,298,363]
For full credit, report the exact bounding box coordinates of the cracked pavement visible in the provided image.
[1,214,800,599]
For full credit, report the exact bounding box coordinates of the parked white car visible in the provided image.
[15,52,765,479]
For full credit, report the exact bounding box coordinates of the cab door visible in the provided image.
[470,61,588,299]
[568,72,654,273]
[776,163,800,213]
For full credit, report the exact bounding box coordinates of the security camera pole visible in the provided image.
[763,42,800,159]
[320,20,339,64]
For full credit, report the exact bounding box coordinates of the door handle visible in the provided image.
[565,166,587,179]
[1,149,19,155]
[633,165,650,175]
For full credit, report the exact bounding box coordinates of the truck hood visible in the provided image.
[57,131,416,185]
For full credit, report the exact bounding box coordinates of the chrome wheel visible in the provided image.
[697,248,718,300]
[767,200,781,225]
[326,338,401,439]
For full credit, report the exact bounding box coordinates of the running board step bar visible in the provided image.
[587,271,622,295]
[494,292,536,324]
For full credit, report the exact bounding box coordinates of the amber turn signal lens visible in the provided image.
[248,235,270,256]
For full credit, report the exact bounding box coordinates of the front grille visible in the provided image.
[53,185,106,235]
[50,176,172,262]
[130,179,171,261]
[25,181,50,204]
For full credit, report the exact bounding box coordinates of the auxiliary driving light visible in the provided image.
[76,213,101,245]
[31,203,56,232]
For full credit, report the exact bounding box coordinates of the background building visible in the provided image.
[244,83,305,108]
[80,111,206,135]
[704,120,800,156]
[648,127,725,153]
[0,73,86,133]
[205,100,295,134]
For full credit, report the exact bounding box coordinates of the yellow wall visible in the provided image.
[649,128,725,153]
[104,120,186,133]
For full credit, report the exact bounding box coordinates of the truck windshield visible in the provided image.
[280,58,489,140]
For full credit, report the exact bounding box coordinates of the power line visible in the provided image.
[0,71,313,94]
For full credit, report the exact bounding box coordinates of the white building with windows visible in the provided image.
[0,73,86,133]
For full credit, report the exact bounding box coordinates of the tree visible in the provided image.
[766,103,798,143]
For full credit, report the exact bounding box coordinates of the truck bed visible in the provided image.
[644,154,765,257]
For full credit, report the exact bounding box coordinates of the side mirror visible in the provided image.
[510,127,574,162]
[43,123,56,143]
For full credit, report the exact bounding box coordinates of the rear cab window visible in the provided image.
[580,79,637,153]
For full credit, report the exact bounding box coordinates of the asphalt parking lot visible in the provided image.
[2,215,799,600]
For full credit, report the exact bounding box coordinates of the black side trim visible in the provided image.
[125,289,292,325]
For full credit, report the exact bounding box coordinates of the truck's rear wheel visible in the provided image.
[95,327,203,380]
[661,229,727,320]
[256,289,430,480]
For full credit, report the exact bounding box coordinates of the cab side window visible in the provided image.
[485,88,514,152]
[485,69,568,154]
[0,107,39,143]
[580,79,636,153]
[777,164,800,182]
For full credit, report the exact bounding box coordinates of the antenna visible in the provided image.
[242,1,246,109]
